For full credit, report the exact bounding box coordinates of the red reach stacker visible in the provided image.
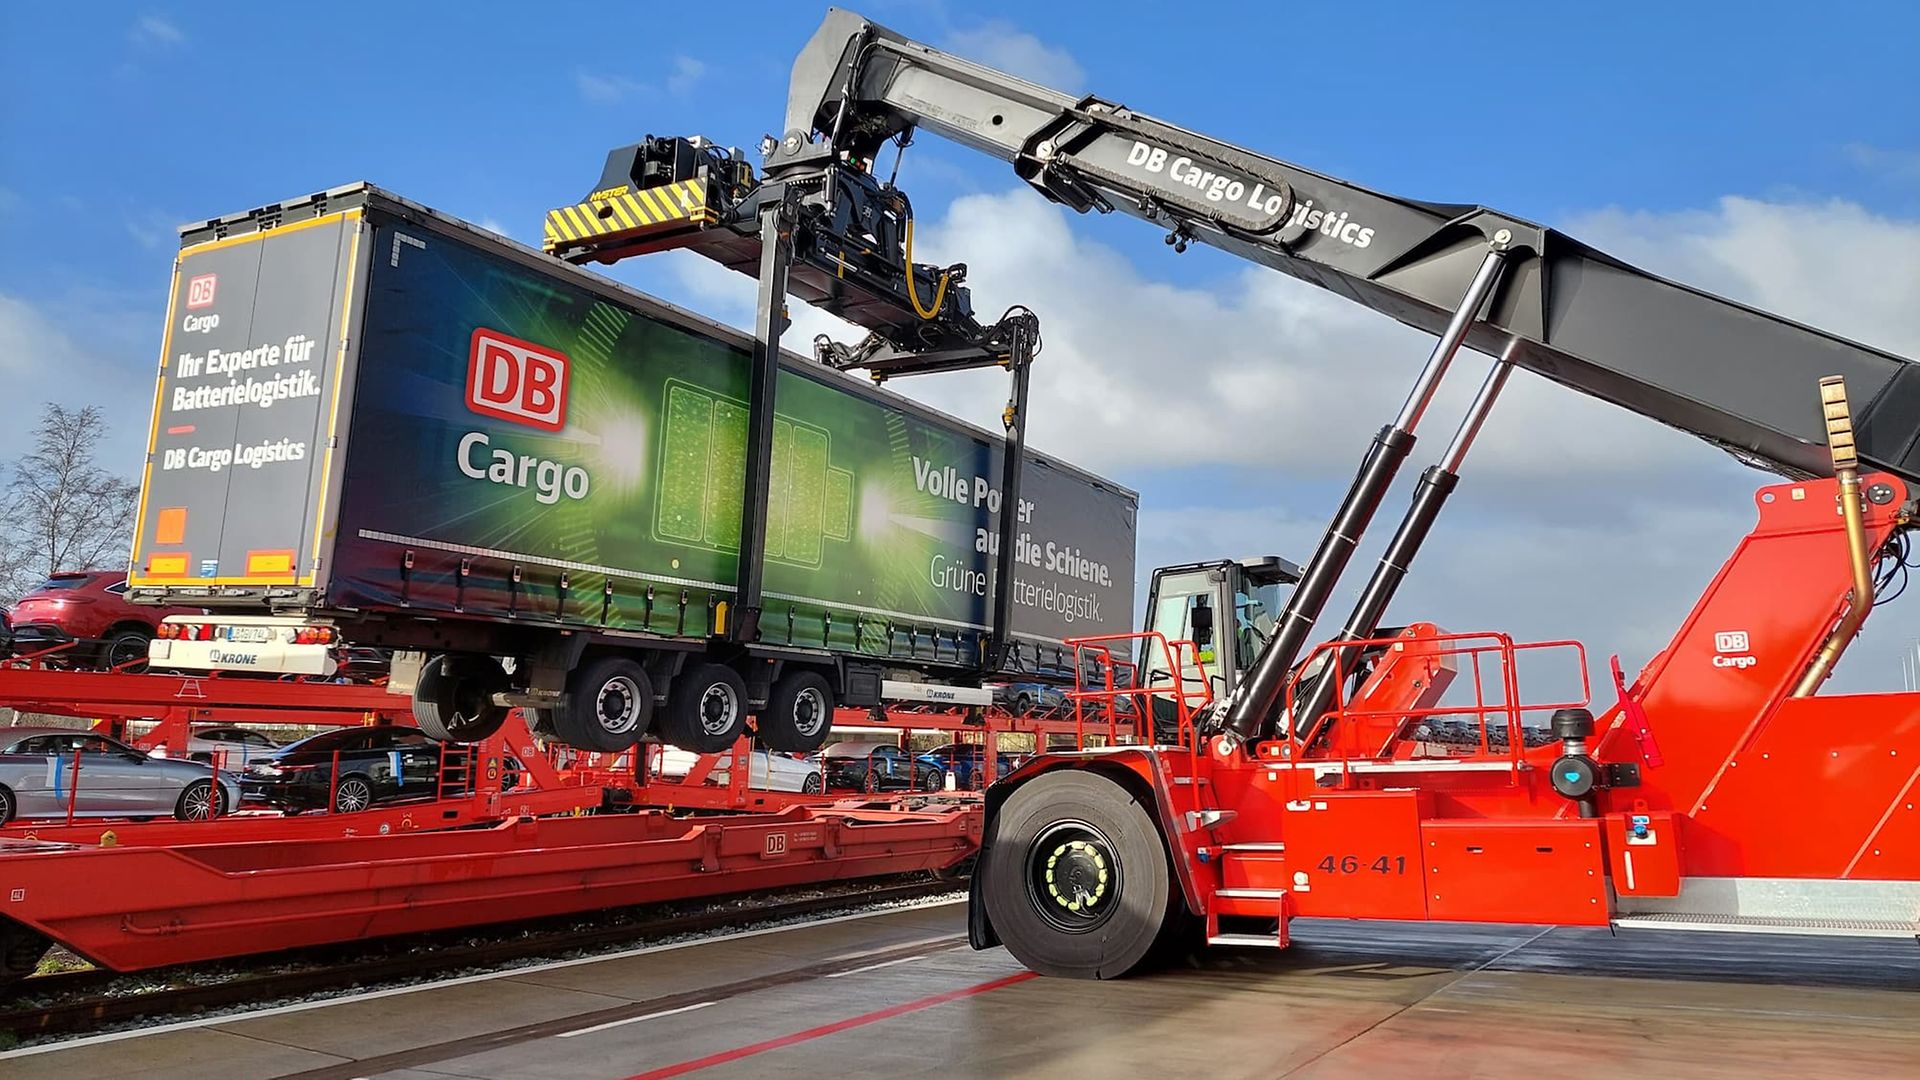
[545,9,1920,977]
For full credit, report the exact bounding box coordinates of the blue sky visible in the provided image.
[3,1,1918,689]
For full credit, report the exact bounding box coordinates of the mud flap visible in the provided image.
[967,849,1000,949]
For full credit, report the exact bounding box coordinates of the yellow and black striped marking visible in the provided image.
[542,177,716,253]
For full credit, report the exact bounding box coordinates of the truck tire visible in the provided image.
[554,655,654,753]
[661,663,749,754]
[413,654,509,743]
[759,671,834,753]
[979,770,1175,979]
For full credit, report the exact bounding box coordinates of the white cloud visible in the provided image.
[576,55,707,105]
[941,21,1084,89]
[0,295,154,473]
[650,189,1920,691]
[575,70,646,105]
[1844,142,1920,184]
[130,14,185,48]
[666,55,706,97]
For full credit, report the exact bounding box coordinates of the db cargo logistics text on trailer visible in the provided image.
[130,186,1136,663]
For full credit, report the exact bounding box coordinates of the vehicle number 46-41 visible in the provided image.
[1317,855,1408,875]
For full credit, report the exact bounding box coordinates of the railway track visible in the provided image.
[1,877,959,1044]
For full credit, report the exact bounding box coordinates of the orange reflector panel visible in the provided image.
[246,550,296,576]
[147,554,191,576]
[155,507,188,545]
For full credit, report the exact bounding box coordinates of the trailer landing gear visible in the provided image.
[979,770,1178,979]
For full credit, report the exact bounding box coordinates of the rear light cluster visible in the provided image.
[157,623,337,644]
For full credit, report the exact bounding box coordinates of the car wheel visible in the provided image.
[660,664,749,754]
[759,671,835,753]
[555,655,654,753]
[332,774,375,813]
[412,654,509,743]
[979,770,1177,980]
[921,768,946,792]
[174,779,225,821]
[103,630,151,672]
[862,770,881,794]
[802,772,824,795]
[1013,693,1034,717]
[0,784,14,825]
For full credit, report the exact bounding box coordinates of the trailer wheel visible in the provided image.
[554,656,654,753]
[980,770,1174,979]
[661,663,749,753]
[413,654,509,743]
[759,671,835,752]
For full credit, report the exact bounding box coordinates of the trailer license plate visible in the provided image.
[228,627,273,643]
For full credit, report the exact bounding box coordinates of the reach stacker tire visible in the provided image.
[413,654,510,743]
[554,655,654,752]
[759,670,834,753]
[979,770,1177,979]
[660,663,749,754]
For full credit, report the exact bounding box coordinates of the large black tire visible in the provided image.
[413,655,509,743]
[174,779,225,821]
[759,671,834,753]
[554,655,654,753]
[659,663,749,754]
[979,770,1175,979]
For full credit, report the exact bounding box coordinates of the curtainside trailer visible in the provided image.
[128,183,1136,754]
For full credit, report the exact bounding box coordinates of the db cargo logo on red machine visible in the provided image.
[466,329,569,431]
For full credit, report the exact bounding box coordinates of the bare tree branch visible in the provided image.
[0,404,140,604]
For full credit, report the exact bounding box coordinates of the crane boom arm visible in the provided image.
[771,8,1920,485]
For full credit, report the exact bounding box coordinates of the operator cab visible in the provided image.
[1138,556,1300,741]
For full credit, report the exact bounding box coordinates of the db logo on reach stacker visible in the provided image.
[186,274,217,309]
[467,328,569,431]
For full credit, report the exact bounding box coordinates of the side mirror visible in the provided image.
[1190,598,1214,647]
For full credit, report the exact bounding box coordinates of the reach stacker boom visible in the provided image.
[548,7,1920,977]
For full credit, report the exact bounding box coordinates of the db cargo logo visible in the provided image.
[186,274,217,309]
[467,329,569,431]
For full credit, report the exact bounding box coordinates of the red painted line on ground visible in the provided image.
[621,970,1039,1080]
[166,425,195,435]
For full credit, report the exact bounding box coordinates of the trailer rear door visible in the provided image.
[130,211,364,594]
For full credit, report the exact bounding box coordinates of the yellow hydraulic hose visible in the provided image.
[903,218,949,320]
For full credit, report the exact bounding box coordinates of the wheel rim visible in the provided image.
[923,769,943,791]
[1025,819,1123,934]
[181,782,219,820]
[335,779,372,812]
[699,682,740,736]
[109,637,147,668]
[803,774,822,794]
[0,790,13,821]
[596,675,643,737]
[791,687,826,738]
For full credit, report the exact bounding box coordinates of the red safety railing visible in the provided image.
[1285,630,1589,771]
[1066,632,1214,749]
